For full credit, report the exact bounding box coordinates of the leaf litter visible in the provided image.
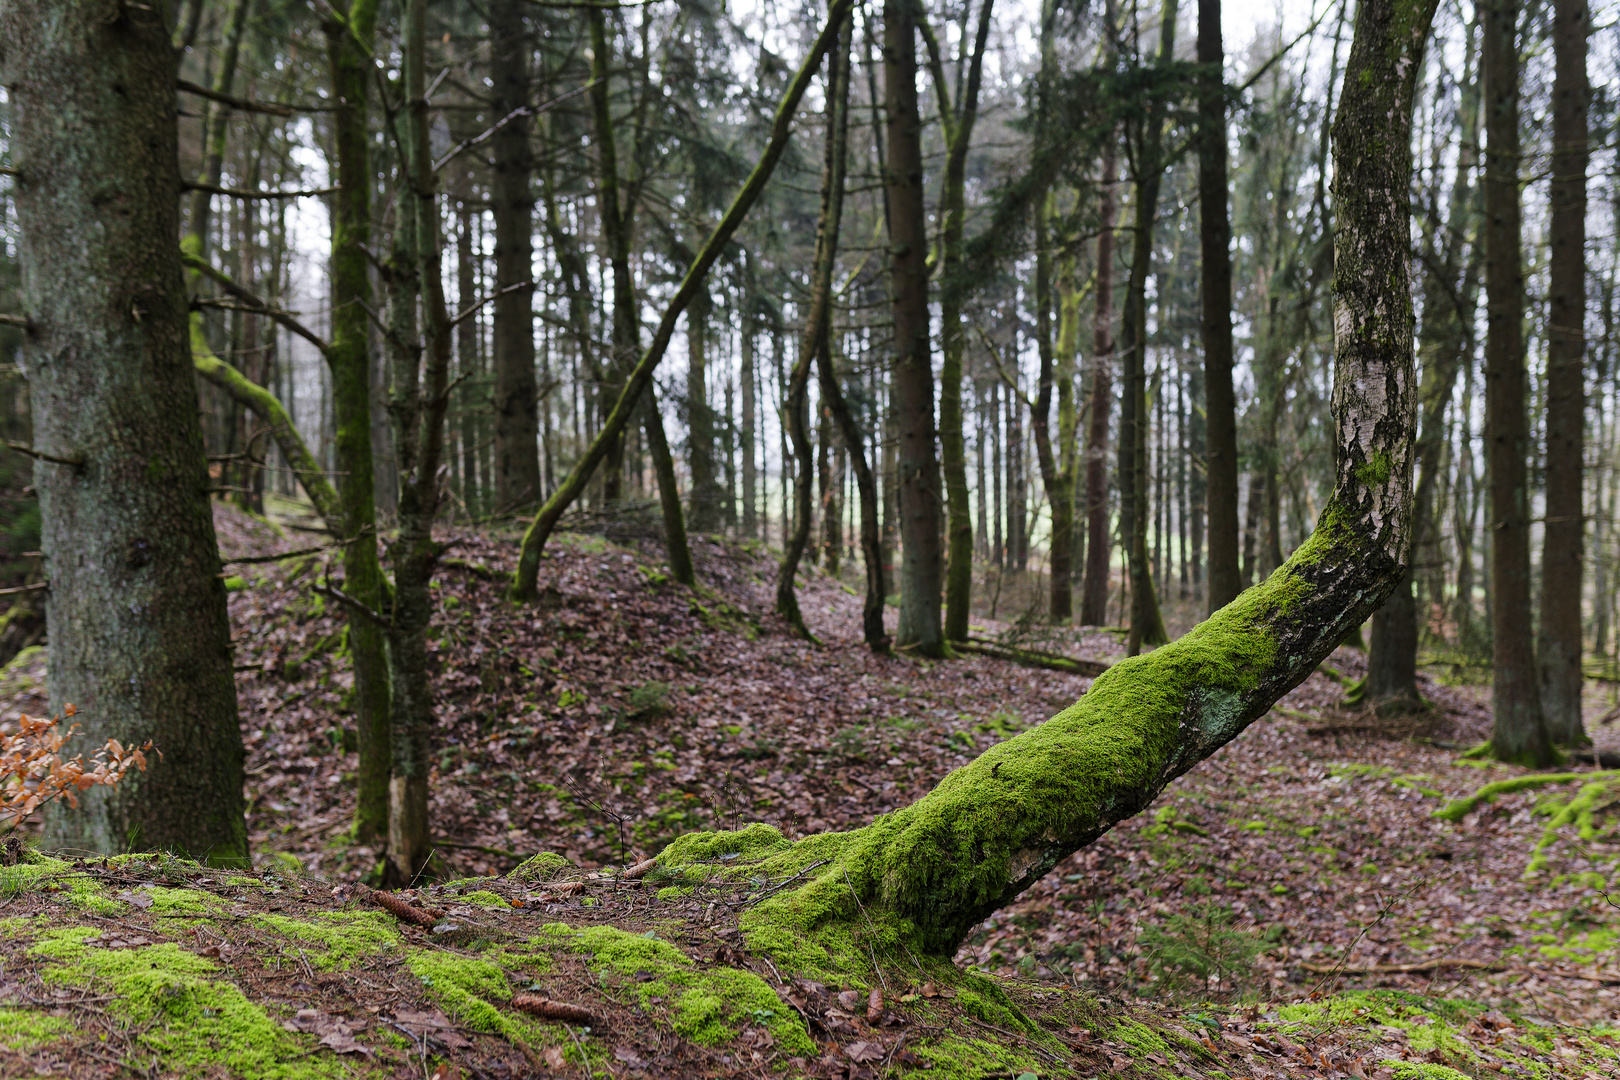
[0,504,1609,1076]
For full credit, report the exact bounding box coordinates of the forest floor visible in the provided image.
[0,504,1614,1078]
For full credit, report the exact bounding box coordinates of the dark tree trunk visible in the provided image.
[1539,0,1589,746]
[1081,147,1117,626]
[490,0,541,513]
[9,0,246,862]
[1198,0,1241,614]
[687,287,722,533]
[885,0,944,656]
[1483,0,1555,766]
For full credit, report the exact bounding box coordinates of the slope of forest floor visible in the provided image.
[0,504,1614,1078]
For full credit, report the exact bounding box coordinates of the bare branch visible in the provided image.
[5,441,84,470]
[182,182,336,200]
[183,255,330,355]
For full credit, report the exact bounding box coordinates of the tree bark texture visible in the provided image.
[668,0,1436,962]
[932,0,994,642]
[489,0,541,514]
[886,0,945,657]
[1483,0,1555,767]
[1198,0,1241,615]
[6,0,247,862]
[1081,147,1118,626]
[1539,0,1588,747]
[321,0,391,845]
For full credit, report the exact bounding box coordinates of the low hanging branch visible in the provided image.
[183,254,330,355]
[509,0,856,602]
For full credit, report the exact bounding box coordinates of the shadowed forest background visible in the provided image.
[1,0,1620,1076]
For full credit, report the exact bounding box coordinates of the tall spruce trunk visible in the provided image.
[1539,0,1589,747]
[321,0,391,845]
[1483,0,1555,767]
[687,287,722,533]
[678,0,1438,956]
[1081,147,1117,626]
[1198,0,1240,614]
[489,0,541,513]
[8,0,247,862]
[935,0,994,641]
[1031,203,1074,621]
[887,0,944,655]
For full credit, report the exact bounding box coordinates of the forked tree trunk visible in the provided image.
[666,0,1436,963]
[1483,0,1555,767]
[1539,0,1589,747]
[8,0,248,862]
[777,9,854,640]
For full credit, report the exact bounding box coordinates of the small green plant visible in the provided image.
[1138,903,1266,1001]
[626,681,671,719]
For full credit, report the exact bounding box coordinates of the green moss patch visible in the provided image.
[408,950,549,1048]
[29,927,345,1078]
[0,1008,73,1051]
[253,910,402,970]
[555,923,814,1053]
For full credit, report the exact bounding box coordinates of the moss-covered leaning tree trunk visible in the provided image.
[1482,0,1555,767]
[655,0,1436,969]
[1539,0,1589,748]
[6,0,247,863]
[777,5,855,642]
[886,0,945,657]
[511,0,857,601]
[321,0,393,845]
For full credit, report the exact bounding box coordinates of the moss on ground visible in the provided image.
[911,1035,1041,1078]
[0,1008,73,1051]
[553,923,815,1054]
[253,910,402,970]
[507,852,571,883]
[29,926,345,1078]
[408,950,550,1049]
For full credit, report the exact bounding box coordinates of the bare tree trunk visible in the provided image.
[489,0,540,513]
[1483,0,1555,766]
[885,0,944,655]
[1198,0,1241,614]
[1081,148,1117,625]
[1539,0,1589,747]
[10,0,246,862]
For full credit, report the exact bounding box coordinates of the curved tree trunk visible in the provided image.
[776,8,854,641]
[8,0,248,863]
[664,0,1437,965]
